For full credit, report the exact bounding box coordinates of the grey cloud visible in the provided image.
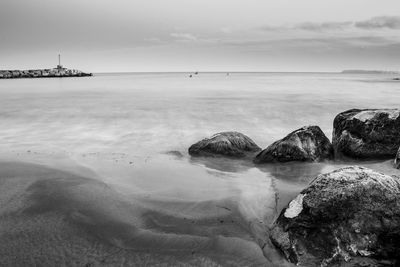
[223,36,398,51]
[259,25,285,32]
[259,22,353,32]
[170,33,198,42]
[355,16,400,29]
[260,16,400,33]
[226,36,400,69]
[296,21,353,31]
[259,21,353,32]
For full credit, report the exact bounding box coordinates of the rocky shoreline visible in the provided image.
[189,108,400,164]
[188,108,400,266]
[0,68,92,79]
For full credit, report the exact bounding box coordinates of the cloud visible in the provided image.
[220,27,233,34]
[223,36,398,52]
[259,16,400,33]
[355,16,400,29]
[170,33,198,42]
[259,21,353,33]
[296,21,352,31]
[259,25,285,32]
[143,37,162,43]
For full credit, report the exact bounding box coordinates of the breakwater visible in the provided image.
[0,68,92,79]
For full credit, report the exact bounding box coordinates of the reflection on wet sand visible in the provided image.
[189,156,255,173]
[0,160,286,266]
[2,147,398,266]
[254,162,327,214]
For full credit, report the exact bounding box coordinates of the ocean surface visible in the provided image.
[0,72,399,266]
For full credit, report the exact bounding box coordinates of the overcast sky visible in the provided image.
[1,0,400,72]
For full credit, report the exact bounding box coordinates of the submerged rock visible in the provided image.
[270,166,400,266]
[333,109,400,159]
[188,132,261,158]
[254,126,333,163]
[165,150,184,158]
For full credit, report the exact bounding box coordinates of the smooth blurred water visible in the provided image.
[0,72,399,155]
[0,72,399,266]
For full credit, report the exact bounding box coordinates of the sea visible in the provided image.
[0,72,399,266]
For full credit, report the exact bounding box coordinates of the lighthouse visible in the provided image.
[57,54,64,70]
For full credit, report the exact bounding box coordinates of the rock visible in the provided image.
[333,109,400,159]
[253,126,333,163]
[165,150,184,158]
[188,132,261,158]
[395,147,400,169]
[270,166,400,266]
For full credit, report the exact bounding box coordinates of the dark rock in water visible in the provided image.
[394,78,400,81]
[254,126,333,163]
[395,148,400,169]
[333,109,400,159]
[188,132,261,158]
[270,166,400,267]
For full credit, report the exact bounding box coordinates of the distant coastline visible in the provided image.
[342,69,399,74]
[0,68,92,79]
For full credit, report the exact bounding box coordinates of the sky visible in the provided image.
[1,0,400,72]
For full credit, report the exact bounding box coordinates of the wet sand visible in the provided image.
[1,150,398,266]
[0,157,287,266]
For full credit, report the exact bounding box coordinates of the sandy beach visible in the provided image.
[1,148,398,266]
[0,155,284,266]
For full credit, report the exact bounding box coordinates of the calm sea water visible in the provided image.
[0,72,399,266]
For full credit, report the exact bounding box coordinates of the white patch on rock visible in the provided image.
[352,110,400,122]
[291,135,304,149]
[359,250,372,256]
[284,194,305,218]
[388,110,400,120]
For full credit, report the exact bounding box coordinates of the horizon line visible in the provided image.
[94,71,343,74]
[92,70,400,75]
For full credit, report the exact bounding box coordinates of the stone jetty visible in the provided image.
[0,55,92,79]
[0,68,92,79]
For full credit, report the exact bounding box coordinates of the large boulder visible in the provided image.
[188,131,261,158]
[333,109,400,159]
[270,166,400,266]
[253,126,333,163]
